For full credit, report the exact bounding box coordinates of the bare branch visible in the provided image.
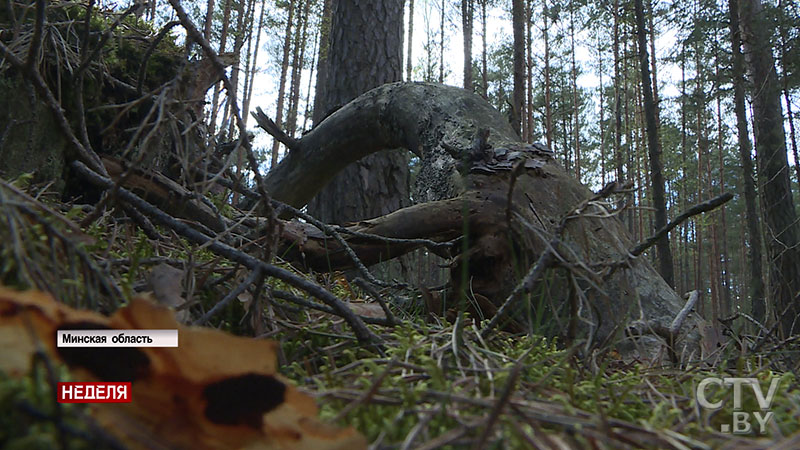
[72,161,381,345]
[630,192,734,257]
[252,107,299,151]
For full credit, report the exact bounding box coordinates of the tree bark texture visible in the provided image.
[306,0,409,224]
[634,0,674,288]
[511,0,525,138]
[739,0,800,336]
[461,0,473,91]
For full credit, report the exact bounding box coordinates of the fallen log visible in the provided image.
[257,82,705,359]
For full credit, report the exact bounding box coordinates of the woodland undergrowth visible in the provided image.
[1,174,799,450]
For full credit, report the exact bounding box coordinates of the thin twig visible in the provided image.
[194,268,263,325]
[72,161,381,345]
[353,277,398,326]
[25,0,45,71]
[479,247,555,338]
[252,106,299,151]
[631,192,733,257]
[272,290,392,326]
[277,201,401,288]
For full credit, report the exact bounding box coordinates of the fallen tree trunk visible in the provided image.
[258,82,702,357]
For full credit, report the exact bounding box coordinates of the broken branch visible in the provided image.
[72,161,381,345]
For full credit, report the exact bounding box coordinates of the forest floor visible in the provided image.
[1,175,799,449]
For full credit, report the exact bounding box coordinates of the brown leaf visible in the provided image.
[0,286,366,450]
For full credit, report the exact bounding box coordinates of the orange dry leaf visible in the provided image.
[0,286,366,450]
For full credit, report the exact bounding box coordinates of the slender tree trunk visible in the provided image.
[624,29,635,232]
[242,0,267,128]
[287,0,311,138]
[407,0,414,81]
[271,0,296,168]
[480,0,488,98]
[524,0,532,142]
[543,0,553,150]
[203,0,215,41]
[693,1,706,315]
[680,48,693,295]
[647,0,661,130]
[312,0,332,124]
[613,0,623,184]
[634,0,673,286]
[303,25,319,132]
[714,35,732,314]
[209,0,234,139]
[570,3,580,182]
[224,0,249,138]
[462,0,473,91]
[511,0,525,137]
[439,0,445,83]
[739,0,800,336]
[598,32,606,185]
[778,0,800,187]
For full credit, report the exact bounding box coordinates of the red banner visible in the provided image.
[57,382,132,403]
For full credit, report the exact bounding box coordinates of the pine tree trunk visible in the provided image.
[286,0,311,138]
[778,0,800,187]
[243,0,267,128]
[480,0,488,98]
[543,0,553,150]
[302,26,319,131]
[525,0,533,143]
[598,33,606,185]
[693,1,705,315]
[306,0,408,224]
[271,0,295,168]
[312,0,332,124]
[511,0,525,137]
[634,0,674,287]
[613,0,623,184]
[570,3,580,182]
[739,0,800,336]
[407,0,414,81]
[714,37,732,314]
[461,0,473,91]
[224,0,249,138]
[439,0,445,83]
[208,0,233,139]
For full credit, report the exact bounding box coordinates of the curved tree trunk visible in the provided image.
[258,82,699,355]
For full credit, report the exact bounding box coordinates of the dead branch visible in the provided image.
[670,290,699,336]
[194,267,263,325]
[251,107,299,151]
[72,160,381,344]
[630,192,734,257]
[167,0,280,263]
[74,2,145,78]
[599,192,734,279]
[272,290,393,326]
